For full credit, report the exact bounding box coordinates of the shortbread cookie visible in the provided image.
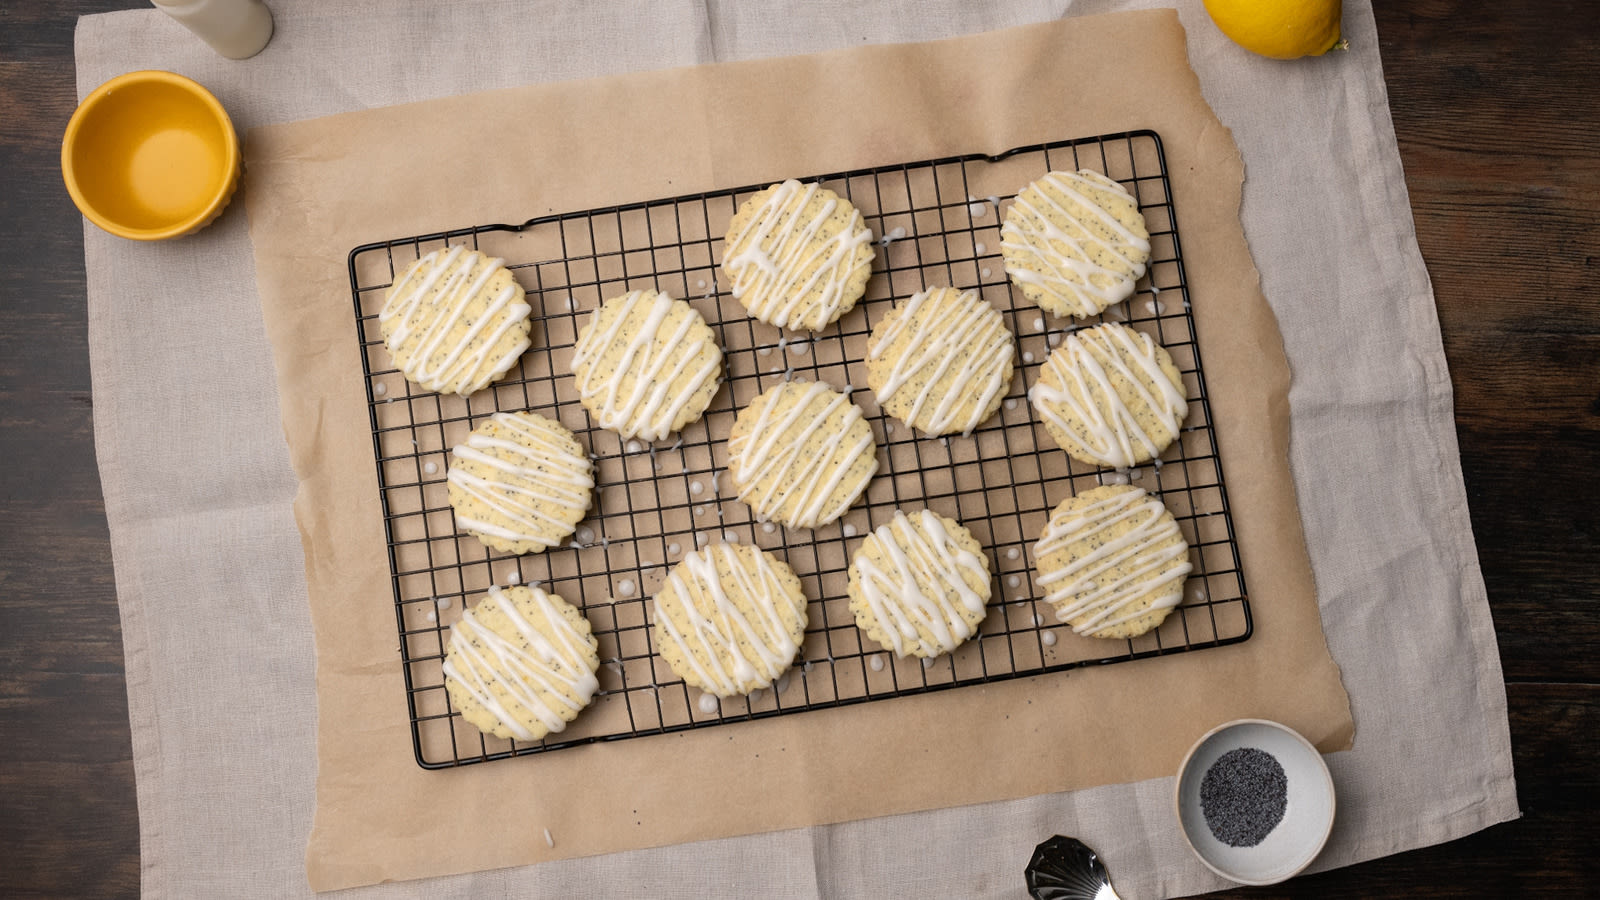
[570,289,723,441]
[1029,322,1188,469]
[1034,484,1192,639]
[653,542,808,696]
[1001,170,1150,319]
[866,286,1014,436]
[380,246,533,396]
[443,586,600,741]
[722,180,875,331]
[848,509,992,658]
[447,411,593,554]
[728,381,878,528]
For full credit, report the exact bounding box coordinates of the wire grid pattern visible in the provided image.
[348,130,1252,769]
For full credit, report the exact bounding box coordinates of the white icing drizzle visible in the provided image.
[730,382,877,528]
[869,287,1012,437]
[381,246,532,395]
[654,544,802,696]
[1028,323,1188,468]
[723,180,874,330]
[1035,488,1192,636]
[442,587,599,741]
[448,413,593,549]
[854,509,989,657]
[1001,171,1150,316]
[570,289,721,441]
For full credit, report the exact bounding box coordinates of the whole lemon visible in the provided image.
[1202,0,1346,60]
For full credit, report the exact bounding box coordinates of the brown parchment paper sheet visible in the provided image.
[244,10,1352,891]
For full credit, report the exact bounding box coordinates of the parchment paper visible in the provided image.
[244,10,1351,890]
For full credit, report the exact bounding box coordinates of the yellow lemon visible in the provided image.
[1203,0,1347,60]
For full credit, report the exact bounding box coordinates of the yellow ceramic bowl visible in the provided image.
[62,70,241,241]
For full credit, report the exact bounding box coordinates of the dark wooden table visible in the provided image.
[2,2,1595,896]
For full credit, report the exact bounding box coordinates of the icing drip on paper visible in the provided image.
[381,246,532,395]
[729,382,877,528]
[854,509,989,657]
[1035,487,1192,636]
[654,543,802,696]
[448,412,593,549]
[1001,170,1150,317]
[1028,323,1187,468]
[868,287,1013,436]
[442,587,599,741]
[570,289,721,441]
[723,180,874,330]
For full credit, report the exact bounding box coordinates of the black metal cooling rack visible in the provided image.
[348,129,1252,770]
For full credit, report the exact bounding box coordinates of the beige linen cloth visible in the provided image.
[77,1,1516,897]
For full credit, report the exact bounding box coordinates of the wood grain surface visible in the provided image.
[1,1,1594,896]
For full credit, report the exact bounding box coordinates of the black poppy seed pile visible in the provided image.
[1199,747,1288,847]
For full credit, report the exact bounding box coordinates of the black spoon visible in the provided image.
[1026,835,1123,900]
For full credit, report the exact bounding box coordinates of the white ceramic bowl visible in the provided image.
[1175,718,1335,886]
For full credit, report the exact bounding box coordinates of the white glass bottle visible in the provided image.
[150,0,274,60]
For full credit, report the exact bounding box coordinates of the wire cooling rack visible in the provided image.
[348,129,1252,769]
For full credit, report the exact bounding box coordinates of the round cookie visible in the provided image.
[1034,484,1193,639]
[722,180,876,331]
[1028,322,1188,469]
[848,509,993,658]
[443,586,600,742]
[866,286,1015,436]
[1000,169,1151,319]
[447,411,594,555]
[728,381,878,529]
[652,542,808,697]
[380,246,533,396]
[570,289,723,441]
